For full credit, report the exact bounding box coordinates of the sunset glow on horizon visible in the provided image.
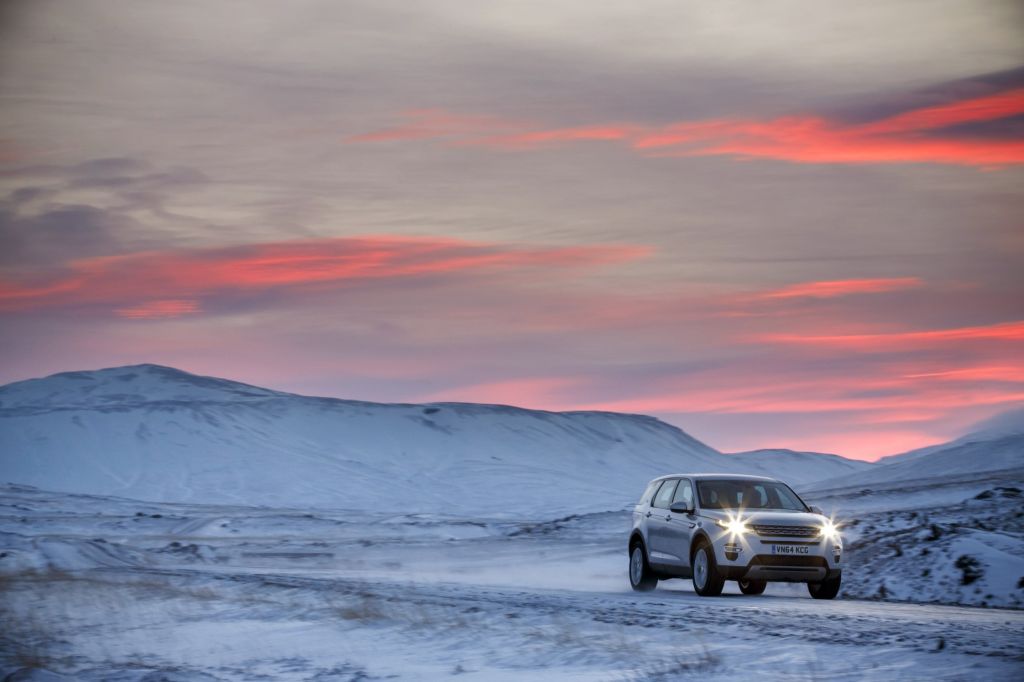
[2,1,1022,460]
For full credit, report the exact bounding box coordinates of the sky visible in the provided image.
[1,1,1023,460]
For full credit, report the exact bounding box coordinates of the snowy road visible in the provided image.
[5,561,1022,681]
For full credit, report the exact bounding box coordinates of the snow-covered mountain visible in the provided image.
[809,410,1024,494]
[875,407,1024,469]
[6,364,1023,517]
[724,448,872,484]
[2,364,846,516]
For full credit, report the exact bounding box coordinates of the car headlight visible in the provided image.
[819,519,840,542]
[716,516,749,536]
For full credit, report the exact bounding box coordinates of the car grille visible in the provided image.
[750,555,827,568]
[751,524,820,538]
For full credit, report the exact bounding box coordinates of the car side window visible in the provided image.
[671,479,694,509]
[651,479,678,509]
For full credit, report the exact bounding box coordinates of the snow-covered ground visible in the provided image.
[804,470,1024,609]
[2,484,1023,680]
[2,365,1023,679]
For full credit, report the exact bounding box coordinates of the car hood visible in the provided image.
[699,509,826,527]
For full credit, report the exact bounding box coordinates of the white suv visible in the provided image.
[628,474,842,598]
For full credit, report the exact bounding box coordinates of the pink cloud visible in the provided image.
[347,109,523,143]
[402,351,1024,459]
[0,235,651,317]
[350,88,1024,167]
[571,384,1024,416]
[750,430,948,461]
[857,88,1024,135]
[417,376,582,408]
[901,365,1024,382]
[760,320,1024,350]
[115,299,201,319]
[463,125,638,150]
[750,277,924,301]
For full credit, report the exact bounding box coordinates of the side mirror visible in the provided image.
[810,505,824,515]
[669,501,693,514]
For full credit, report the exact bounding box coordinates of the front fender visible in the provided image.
[689,528,712,561]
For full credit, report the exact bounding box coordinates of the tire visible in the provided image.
[738,578,767,595]
[691,539,724,596]
[808,573,841,600]
[629,541,658,592]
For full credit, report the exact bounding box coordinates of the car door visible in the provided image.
[663,478,697,569]
[646,478,679,566]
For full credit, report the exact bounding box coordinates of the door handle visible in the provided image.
[664,515,671,521]
[645,511,652,518]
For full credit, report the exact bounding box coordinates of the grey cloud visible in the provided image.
[0,157,212,267]
[0,204,127,266]
[8,186,50,204]
[3,157,207,190]
[68,165,208,191]
[69,157,149,178]
[830,65,1024,126]
[0,158,147,182]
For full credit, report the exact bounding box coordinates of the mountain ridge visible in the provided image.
[3,364,1019,515]
[0,364,733,515]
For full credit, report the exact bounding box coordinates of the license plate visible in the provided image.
[771,544,810,555]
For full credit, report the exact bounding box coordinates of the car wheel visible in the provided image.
[807,573,841,600]
[629,542,658,592]
[738,578,767,595]
[691,539,724,596]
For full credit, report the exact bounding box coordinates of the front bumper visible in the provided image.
[711,529,842,583]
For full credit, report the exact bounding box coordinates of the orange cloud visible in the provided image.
[0,235,651,316]
[751,277,923,300]
[351,88,1024,167]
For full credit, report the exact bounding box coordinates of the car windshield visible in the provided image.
[696,479,808,511]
